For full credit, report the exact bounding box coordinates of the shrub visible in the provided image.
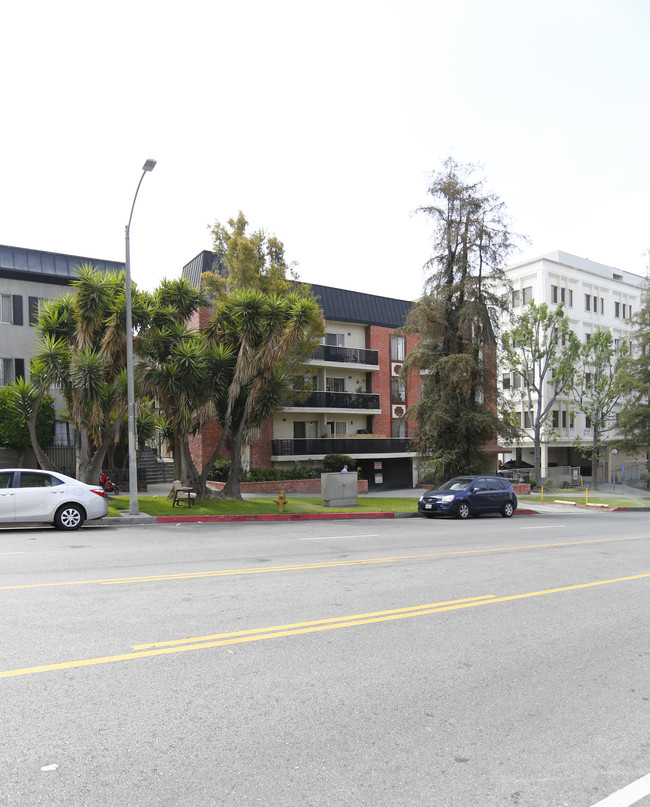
[321,453,355,473]
[207,459,231,482]
[640,472,650,489]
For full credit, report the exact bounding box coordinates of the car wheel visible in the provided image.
[54,504,85,531]
[501,501,514,518]
[457,502,470,520]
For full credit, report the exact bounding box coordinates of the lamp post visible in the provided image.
[124,158,156,515]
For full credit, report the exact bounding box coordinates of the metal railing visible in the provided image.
[311,345,379,365]
[272,437,411,456]
[286,390,380,410]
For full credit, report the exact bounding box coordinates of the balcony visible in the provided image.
[310,345,379,366]
[272,437,412,457]
[285,390,380,410]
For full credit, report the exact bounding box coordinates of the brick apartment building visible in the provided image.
[183,252,421,489]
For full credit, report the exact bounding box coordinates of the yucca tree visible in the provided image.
[203,288,323,499]
[136,278,208,485]
[26,266,147,482]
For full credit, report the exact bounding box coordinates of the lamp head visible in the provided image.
[142,159,157,172]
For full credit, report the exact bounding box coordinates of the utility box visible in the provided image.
[321,472,358,507]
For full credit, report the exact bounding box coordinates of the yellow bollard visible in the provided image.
[274,491,288,513]
[541,486,544,502]
[585,488,588,504]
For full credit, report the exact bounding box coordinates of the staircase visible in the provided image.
[137,448,176,484]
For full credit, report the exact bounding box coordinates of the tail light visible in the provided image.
[90,488,106,498]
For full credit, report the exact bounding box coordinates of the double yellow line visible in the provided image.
[2,573,649,679]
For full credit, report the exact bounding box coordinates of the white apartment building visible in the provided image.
[500,250,647,483]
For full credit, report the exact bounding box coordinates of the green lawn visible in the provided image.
[106,495,420,518]
[518,494,644,508]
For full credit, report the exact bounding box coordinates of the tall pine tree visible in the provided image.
[403,158,521,481]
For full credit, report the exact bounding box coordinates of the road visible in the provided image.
[1,511,649,807]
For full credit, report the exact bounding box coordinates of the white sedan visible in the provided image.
[0,469,108,530]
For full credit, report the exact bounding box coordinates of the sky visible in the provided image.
[2,0,649,301]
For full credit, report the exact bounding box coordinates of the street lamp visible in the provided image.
[124,158,156,515]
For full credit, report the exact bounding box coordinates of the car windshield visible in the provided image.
[438,477,473,492]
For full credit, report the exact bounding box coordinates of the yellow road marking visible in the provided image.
[1,573,649,679]
[131,595,497,649]
[1,535,648,591]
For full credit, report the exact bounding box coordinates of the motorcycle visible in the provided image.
[99,472,120,495]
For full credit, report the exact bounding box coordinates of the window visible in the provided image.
[391,379,406,402]
[512,373,522,389]
[325,333,344,346]
[551,285,558,303]
[524,411,531,428]
[569,413,574,429]
[585,373,592,387]
[566,289,573,307]
[0,358,14,386]
[600,298,604,315]
[562,411,567,428]
[585,416,592,429]
[326,421,347,435]
[615,302,620,318]
[326,377,345,392]
[614,338,620,352]
[512,289,522,307]
[29,296,46,326]
[0,295,11,323]
[390,336,405,361]
[552,410,559,428]
[0,472,14,489]
[593,296,598,313]
[391,420,406,438]
[585,333,591,343]
[522,287,532,305]
[585,294,591,312]
[502,374,511,390]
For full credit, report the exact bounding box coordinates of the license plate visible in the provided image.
[425,504,432,509]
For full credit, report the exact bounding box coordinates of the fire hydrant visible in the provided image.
[274,491,288,513]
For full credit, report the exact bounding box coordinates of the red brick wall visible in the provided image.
[208,479,369,494]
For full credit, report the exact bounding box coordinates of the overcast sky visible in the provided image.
[3,0,649,300]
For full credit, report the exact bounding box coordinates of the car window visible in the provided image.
[19,472,52,488]
[472,478,487,491]
[0,472,14,489]
[488,478,507,490]
[440,478,473,491]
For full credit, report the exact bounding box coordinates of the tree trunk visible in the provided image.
[533,422,542,486]
[26,385,59,472]
[221,420,246,500]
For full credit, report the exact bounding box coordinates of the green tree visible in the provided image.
[403,158,521,480]
[26,264,151,483]
[570,329,625,488]
[0,379,56,465]
[617,279,650,450]
[136,277,208,484]
[501,301,581,483]
[202,289,323,499]
[204,211,301,300]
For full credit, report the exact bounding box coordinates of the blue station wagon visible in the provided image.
[418,475,518,519]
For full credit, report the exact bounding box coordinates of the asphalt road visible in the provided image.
[1,511,649,807]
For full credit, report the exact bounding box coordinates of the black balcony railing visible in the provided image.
[272,438,412,456]
[286,390,380,410]
[311,345,379,365]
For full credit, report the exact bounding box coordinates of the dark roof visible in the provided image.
[309,284,413,328]
[0,244,124,286]
[182,250,226,289]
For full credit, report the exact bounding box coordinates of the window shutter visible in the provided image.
[12,295,23,326]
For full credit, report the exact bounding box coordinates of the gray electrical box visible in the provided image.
[321,472,358,507]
